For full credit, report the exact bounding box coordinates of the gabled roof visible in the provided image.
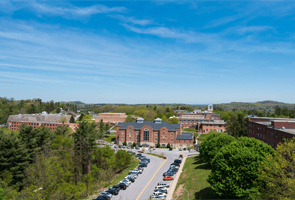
[117,120,180,131]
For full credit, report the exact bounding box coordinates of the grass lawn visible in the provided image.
[111,126,116,130]
[0,127,19,134]
[146,153,164,158]
[112,158,140,185]
[174,155,217,200]
[103,133,116,143]
[183,128,197,132]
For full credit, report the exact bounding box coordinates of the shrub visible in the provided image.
[207,137,275,199]
[156,142,160,148]
[123,141,127,146]
[166,143,171,148]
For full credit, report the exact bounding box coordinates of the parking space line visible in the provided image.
[136,158,167,200]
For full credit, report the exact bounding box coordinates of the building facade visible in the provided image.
[7,114,78,132]
[95,113,127,125]
[198,120,226,133]
[248,117,295,148]
[116,118,193,148]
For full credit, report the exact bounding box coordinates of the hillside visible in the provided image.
[215,101,295,111]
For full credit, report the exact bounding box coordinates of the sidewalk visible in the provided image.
[166,155,187,200]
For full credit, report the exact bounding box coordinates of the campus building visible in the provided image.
[248,117,295,148]
[95,113,127,125]
[7,114,78,132]
[116,118,193,148]
[198,120,226,133]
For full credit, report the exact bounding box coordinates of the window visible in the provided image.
[171,139,173,143]
[184,140,186,143]
[219,125,222,127]
[155,132,158,136]
[186,121,188,124]
[171,132,173,136]
[122,131,124,134]
[206,129,208,132]
[155,138,158,142]
[136,132,139,135]
[129,130,131,135]
[129,137,131,140]
[189,140,191,143]
[179,140,180,143]
[162,139,165,142]
[163,132,165,136]
[122,137,123,140]
[281,136,284,140]
[136,138,139,141]
[276,135,279,139]
[143,129,149,141]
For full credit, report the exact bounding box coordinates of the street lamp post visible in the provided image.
[182,187,189,200]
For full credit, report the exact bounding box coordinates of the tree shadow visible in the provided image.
[195,187,240,200]
[193,156,211,170]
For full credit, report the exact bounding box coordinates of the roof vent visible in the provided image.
[154,118,162,124]
[136,117,144,123]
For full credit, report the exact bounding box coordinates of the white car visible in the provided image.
[99,192,112,198]
[155,192,167,198]
[155,186,168,190]
[120,179,131,186]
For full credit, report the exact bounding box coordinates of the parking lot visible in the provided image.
[105,146,199,200]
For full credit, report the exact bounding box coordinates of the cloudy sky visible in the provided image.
[1,1,295,104]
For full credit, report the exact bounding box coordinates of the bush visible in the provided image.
[132,142,136,147]
[207,137,275,199]
[123,141,127,146]
[202,134,236,166]
[166,143,171,148]
[156,142,160,148]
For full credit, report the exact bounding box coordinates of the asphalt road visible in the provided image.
[110,148,199,200]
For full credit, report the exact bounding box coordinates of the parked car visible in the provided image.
[153,147,156,150]
[171,162,180,167]
[188,148,190,151]
[150,194,165,199]
[98,192,112,198]
[139,163,147,167]
[174,159,182,163]
[179,148,182,151]
[169,148,173,151]
[158,182,170,188]
[117,182,127,190]
[106,188,119,195]
[163,175,174,181]
[154,188,168,194]
[93,195,110,200]
[136,146,140,150]
[136,153,142,157]
[112,185,121,190]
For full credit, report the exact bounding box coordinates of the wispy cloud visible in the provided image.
[237,25,274,34]
[110,15,152,25]
[30,2,126,18]
[205,16,239,28]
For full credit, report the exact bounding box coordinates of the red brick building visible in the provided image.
[198,120,226,133]
[248,117,295,148]
[7,114,78,132]
[95,113,127,125]
[116,118,193,148]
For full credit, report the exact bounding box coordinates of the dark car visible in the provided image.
[171,162,180,167]
[169,148,173,151]
[136,146,140,150]
[136,153,142,157]
[112,185,121,190]
[139,163,147,167]
[183,147,186,151]
[119,145,122,148]
[140,160,148,164]
[93,195,110,200]
[141,158,150,162]
[174,159,182,163]
[106,188,119,195]
[127,177,135,182]
[117,182,127,190]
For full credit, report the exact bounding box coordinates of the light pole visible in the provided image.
[182,187,189,200]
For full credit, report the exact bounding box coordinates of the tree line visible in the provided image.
[0,121,133,200]
[199,132,295,199]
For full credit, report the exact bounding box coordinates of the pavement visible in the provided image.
[109,148,199,200]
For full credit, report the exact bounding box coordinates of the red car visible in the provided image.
[163,175,174,181]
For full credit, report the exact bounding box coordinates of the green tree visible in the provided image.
[104,123,110,135]
[124,115,134,122]
[144,110,157,121]
[207,137,275,199]
[98,120,104,139]
[70,115,75,123]
[115,150,131,172]
[132,142,136,147]
[156,142,160,148]
[58,116,67,124]
[0,131,30,188]
[226,112,249,138]
[78,113,84,121]
[0,187,4,200]
[123,141,127,146]
[166,143,171,148]
[254,137,295,200]
[169,117,179,124]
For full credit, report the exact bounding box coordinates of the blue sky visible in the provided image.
[1,1,295,104]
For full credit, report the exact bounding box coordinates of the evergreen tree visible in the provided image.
[124,115,134,122]
[0,131,30,188]
[166,143,171,148]
[156,142,160,148]
[132,142,136,147]
[70,115,75,123]
[123,141,127,146]
[98,120,105,139]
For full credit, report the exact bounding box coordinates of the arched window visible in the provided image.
[143,129,149,141]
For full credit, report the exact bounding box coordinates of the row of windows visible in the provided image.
[123,130,174,136]
[122,136,191,143]
[250,130,285,141]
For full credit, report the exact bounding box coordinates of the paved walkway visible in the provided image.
[166,155,187,200]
